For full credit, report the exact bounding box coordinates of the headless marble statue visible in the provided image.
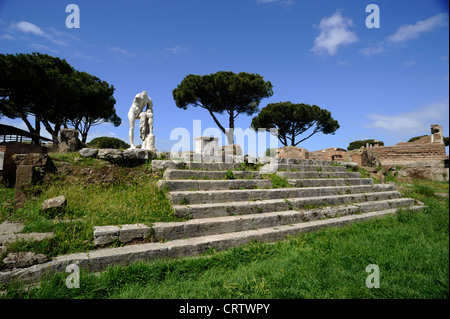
[127,91,156,151]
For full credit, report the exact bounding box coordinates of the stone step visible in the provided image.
[275,164,348,172]
[163,169,361,180]
[153,198,415,241]
[180,156,335,167]
[276,171,361,179]
[168,184,396,205]
[274,158,334,166]
[157,178,373,192]
[92,198,416,245]
[184,161,349,172]
[1,205,424,284]
[158,179,272,191]
[173,190,403,219]
[287,178,373,188]
[185,162,244,171]
[163,169,263,180]
[179,153,244,164]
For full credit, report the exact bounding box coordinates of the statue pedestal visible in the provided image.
[142,133,156,152]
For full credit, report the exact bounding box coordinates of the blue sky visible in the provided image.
[0,0,448,156]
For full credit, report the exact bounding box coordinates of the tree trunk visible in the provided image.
[33,115,41,145]
[81,132,88,144]
[51,125,61,149]
[81,118,93,144]
[225,129,234,145]
[291,126,296,146]
[227,109,235,145]
[42,119,60,149]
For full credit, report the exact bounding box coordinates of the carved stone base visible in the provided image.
[142,133,156,152]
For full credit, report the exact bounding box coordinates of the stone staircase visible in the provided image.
[0,158,425,284]
[152,159,424,243]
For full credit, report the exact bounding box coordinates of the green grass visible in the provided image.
[0,181,15,217]
[331,162,343,167]
[1,179,448,299]
[224,169,236,180]
[0,153,180,257]
[266,174,292,188]
[1,155,448,299]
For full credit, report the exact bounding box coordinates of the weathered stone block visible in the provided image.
[195,136,219,155]
[41,195,67,212]
[12,153,52,167]
[14,165,35,209]
[0,151,4,171]
[260,163,279,174]
[2,252,48,269]
[98,149,122,161]
[59,128,83,153]
[118,224,151,243]
[93,224,152,246]
[122,149,149,160]
[93,225,120,246]
[79,148,98,158]
[152,160,186,171]
[219,144,243,156]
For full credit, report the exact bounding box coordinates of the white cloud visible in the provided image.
[387,13,448,43]
[10,20,69,46]
[108,46,135,57]
[360,13,448,58]
[359,45,385,57]
[0,34,14,40]
[50,39,69,46]
[12,21,45,36]
[365,99,449,136]
[311,11,358,56]
[165,45,182,54]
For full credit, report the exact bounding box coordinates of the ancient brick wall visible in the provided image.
[309,148,352,162]
[397,160,449,182]
[368,143,446,164]
[276,146,310,159]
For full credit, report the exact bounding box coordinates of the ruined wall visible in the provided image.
[368,143,446,165]
[276,146,310,159]
[347,124,446,166]
[297,124,448,181]
[396,160,449,182]
[310,142,446,166]
[1,142,47,185]
[309,148,351,162]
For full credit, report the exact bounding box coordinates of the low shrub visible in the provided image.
[87,137,130,149]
